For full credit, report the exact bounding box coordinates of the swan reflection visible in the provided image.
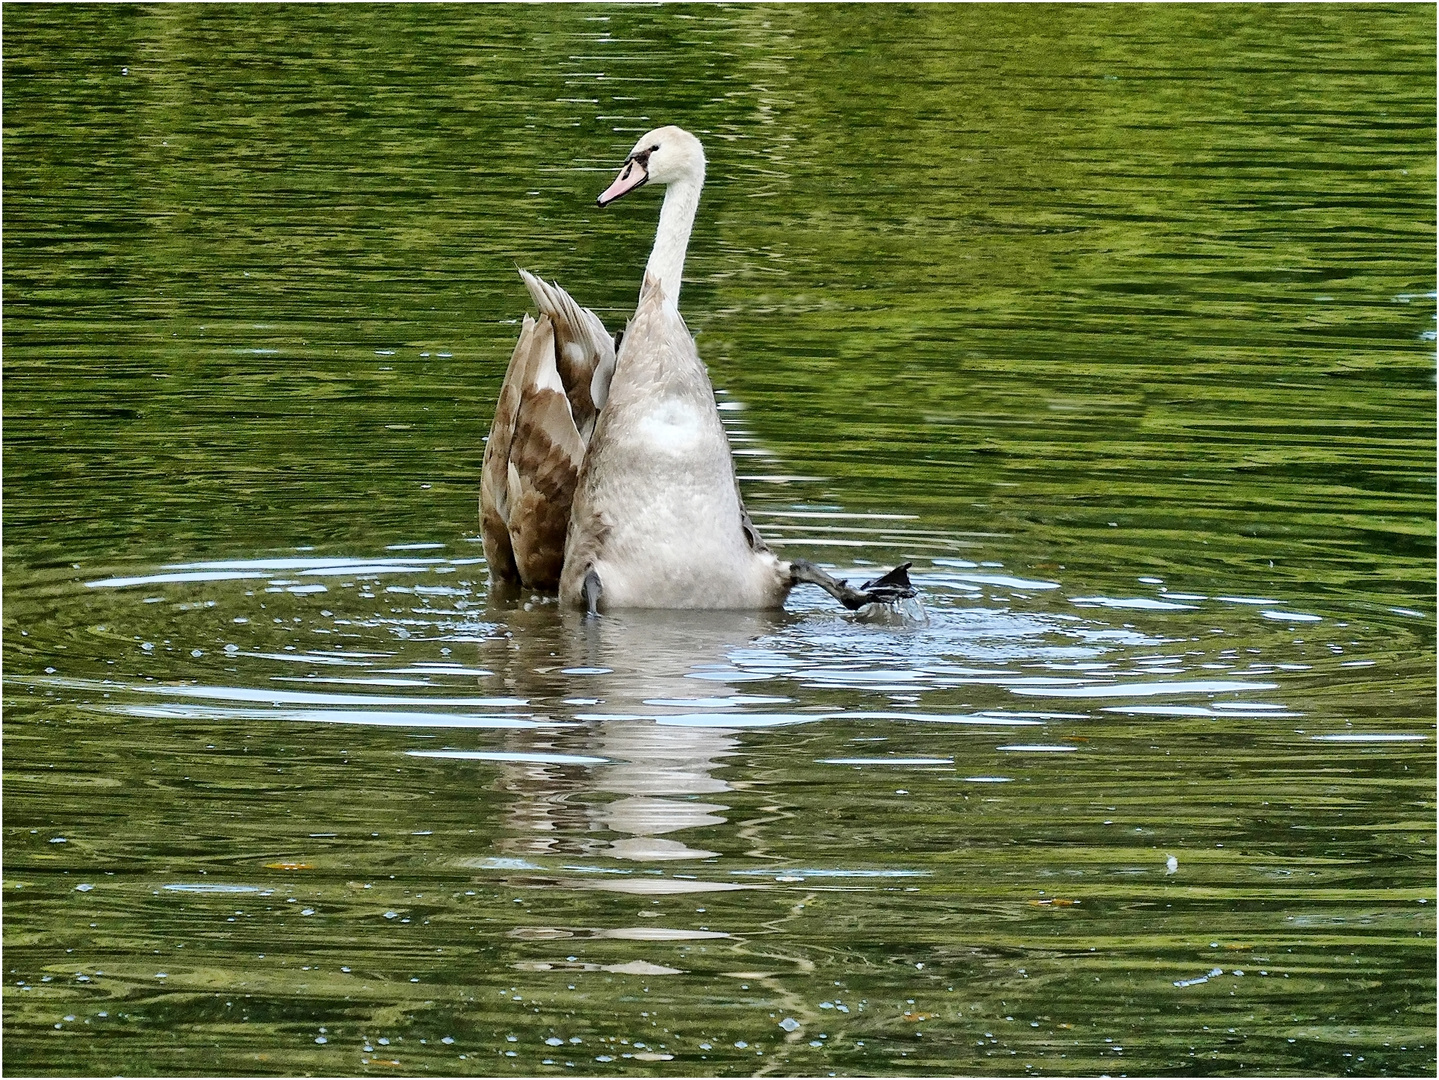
[590,721,733,862]
[476,607,790,869]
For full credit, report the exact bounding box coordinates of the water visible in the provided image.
[4,5,1434,1076]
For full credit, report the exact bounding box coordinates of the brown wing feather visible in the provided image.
[519,270,615,443]
[481,314,547,590]
[506,384,585,590]
[482,274,615,594]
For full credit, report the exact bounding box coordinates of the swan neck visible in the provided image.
[644,173,702,309]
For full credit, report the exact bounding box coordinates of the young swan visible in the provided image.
[483,125,915,613]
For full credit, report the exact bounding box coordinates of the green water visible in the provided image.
[4,4,1434,1076]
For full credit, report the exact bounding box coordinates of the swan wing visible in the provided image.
[481,311,586,593]
[480,314,537,589]
[518,270,616,443]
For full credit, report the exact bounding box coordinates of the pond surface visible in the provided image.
[3,5,1434,1076]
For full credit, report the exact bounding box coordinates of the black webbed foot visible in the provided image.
[790,559,917,611]
[856,562,915,604]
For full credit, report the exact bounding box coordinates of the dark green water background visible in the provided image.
[4,4,1434,1076]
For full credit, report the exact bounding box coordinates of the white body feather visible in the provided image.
[559,277,787,609]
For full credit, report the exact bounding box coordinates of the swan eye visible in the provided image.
[629,145,660,169]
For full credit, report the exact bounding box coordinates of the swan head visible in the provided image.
[597,125,705,207]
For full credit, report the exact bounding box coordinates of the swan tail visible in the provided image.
[518,269,616,442]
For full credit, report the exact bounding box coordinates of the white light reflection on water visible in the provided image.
[111,704,552,729]
[1014,679,1279,698]
[1105,705,1300,718]
[1071,596,1200,611]
[23,675,526,709]
[377,664,496,676]
[241,651,379,666]
[86,556,462,590]
[996,744,1080,753]
[87,570,272,588]
[933,572,1063,591]
[162,883,263,894]
[408,750,611,765]
[728,868,929,879]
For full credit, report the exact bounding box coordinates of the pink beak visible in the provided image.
[597,158,648,207]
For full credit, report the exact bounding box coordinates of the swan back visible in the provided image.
[559,275,788,609]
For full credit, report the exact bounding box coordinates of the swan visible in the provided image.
[481,125,914,614]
